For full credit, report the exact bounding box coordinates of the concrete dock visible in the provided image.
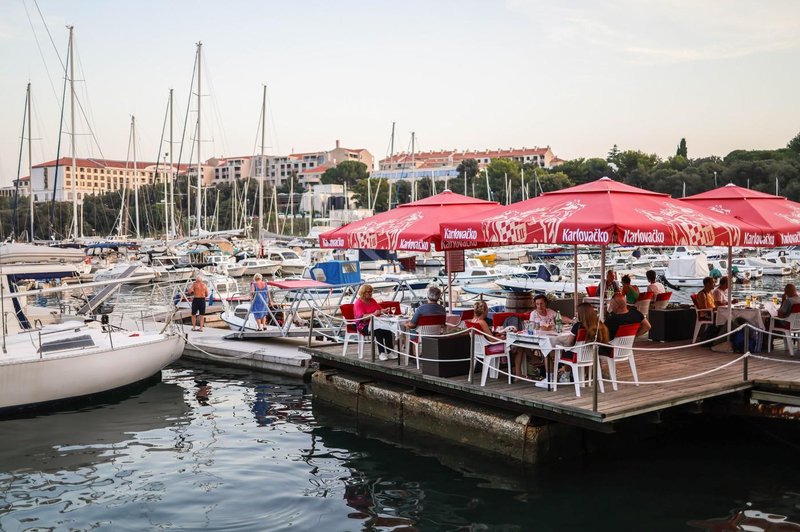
[180,326,315,378]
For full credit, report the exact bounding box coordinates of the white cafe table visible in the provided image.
[506,329,572,390]
[714,302,777,352]
[373,315,408,347]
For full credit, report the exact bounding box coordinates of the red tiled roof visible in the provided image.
[33,157,190,171]
[379,147,552,165]
[303,165,332,174]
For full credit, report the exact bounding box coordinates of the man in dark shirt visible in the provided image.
[404,285,447,328]
[605,293,651,340]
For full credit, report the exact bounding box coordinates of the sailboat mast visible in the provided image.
[410,131,416,202]
[259,84,266,239]
[27,83,33,241]
[132,116,140,239]
[68,26,78,240]
[195,42,202,235]
[388,121,395,210]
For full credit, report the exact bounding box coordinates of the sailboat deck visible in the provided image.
[301,339,800,429]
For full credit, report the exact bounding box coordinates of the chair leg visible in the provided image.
[416,341,422,369]
[768,327,773,352]
[342,335,350,357]
[358,335,365,359]
[572,366,581,397]
[693,323,702,344]
[607,358,618,391]
[480,359,491,386]
[505,354,512,384]
[628,355,639,387]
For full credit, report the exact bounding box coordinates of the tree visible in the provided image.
[607,144,621,166]
[320,160,369,186]
[676,138,687,158]
[352,178,391,212]
[788,132,800,154]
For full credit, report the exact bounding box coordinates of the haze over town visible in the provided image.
[1,0,798,186]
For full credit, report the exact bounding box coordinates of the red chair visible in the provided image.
[459,309,475,321]
[339,303,365,359]
[600,323,640,390]
[379,301,402,315]
[653,291,672,310]
[404,314,447,369]
[491,312,517,332]
[634,291,654,319]
[586,285,599,297]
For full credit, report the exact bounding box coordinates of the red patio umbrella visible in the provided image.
[440,177,767,249]
[681,183,800,246]
[319,190,499,252]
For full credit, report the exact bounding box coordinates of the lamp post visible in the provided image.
[714,171,718,188]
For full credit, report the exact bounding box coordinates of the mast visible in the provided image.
[68,26,78,240]
[410,131,416,202]
[259,84,266,239]
[132,116,140,239]
[27,83,33,241]
[168,88,174,240]
[388,121,395,210]
[195,42,202,235]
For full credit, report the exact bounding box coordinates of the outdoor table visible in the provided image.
[715,303,773,351]
[507,330,571,390]
[373,315,407,348]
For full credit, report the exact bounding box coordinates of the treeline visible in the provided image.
[4,133,800,239]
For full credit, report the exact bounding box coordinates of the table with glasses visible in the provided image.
[714,301,778,352]
[506,329,573,390]
[373,314,409,350]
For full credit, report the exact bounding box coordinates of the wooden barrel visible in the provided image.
[505,291,535,313]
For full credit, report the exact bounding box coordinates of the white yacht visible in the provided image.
[227,257,282,277]
[264,248,309,276]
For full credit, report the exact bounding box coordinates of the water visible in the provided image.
[2,361,799,531]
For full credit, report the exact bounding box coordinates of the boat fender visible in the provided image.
[129,332,140,337]
[207,289,214,304]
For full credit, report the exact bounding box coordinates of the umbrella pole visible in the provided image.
[727,245,733,336]
[573,245,578,317]
[599,246,607,321]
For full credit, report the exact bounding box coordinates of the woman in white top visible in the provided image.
[529,294,557,330]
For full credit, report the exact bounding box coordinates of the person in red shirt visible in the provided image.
[354,284,395,361]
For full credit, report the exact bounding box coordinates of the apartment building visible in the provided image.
[374,146,560,180]
[249,140,374,187]
[29,158,188,203]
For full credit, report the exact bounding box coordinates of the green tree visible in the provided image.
[352,178,391,212]
[320,160,369,186]
[787,132,800,154]
[607,144,621,166]
[676,138,687,158]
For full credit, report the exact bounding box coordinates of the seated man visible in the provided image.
[605,293,651,344]
[696,277,716,311]
[646,269,665,295]
[712,276,737,307]
[403,285,447,330]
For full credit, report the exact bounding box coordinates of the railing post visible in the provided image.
[468,328,475,384]
[371,315,376,362]
[592,344,599,412]
[743,324,750,381]
[307,307,315,348]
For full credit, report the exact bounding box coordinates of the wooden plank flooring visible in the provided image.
[302,338,800,427]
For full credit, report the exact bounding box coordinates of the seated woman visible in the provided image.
[468,301,524,378]
[557,302,610,364]
[621,274,639,305]
[354,284,395,361]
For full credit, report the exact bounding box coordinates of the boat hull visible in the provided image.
[0,331,184,412]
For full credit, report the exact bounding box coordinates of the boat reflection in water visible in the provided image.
[0,379,189,474]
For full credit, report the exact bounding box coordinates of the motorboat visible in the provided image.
[227,257,281,277]
[0,264,185,413]
[175,272,242,310]
[150,255,195,282]
[732,256,791,276]
[93,262,156,285]
[263,248,309,276]
[0,242,86,265]
[495,264,588,295]
[663,254,710,287]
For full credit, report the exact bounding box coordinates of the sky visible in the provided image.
[0,0,799,186]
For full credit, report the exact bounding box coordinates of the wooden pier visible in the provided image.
[301,339,800,431]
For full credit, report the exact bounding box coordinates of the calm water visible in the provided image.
[2,361,799,531]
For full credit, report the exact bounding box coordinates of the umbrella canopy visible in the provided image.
[319,190,499,251]
[440,177,768,249]
[682,184,800,246]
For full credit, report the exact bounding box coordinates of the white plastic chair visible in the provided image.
[600,323,640,391]
[691,294,715,344]
[469,327,512,386]
[553,335,604,397]
[404,316,446,369]
[768,304,800,355]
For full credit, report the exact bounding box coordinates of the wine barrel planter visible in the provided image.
[505,291,535,314]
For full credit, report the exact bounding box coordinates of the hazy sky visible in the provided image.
[1,0,799,186]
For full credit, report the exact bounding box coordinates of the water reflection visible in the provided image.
[0,380,189,475]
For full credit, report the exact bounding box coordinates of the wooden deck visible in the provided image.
[301,339,800,430]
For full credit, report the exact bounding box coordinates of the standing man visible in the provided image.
[189,275,209,332]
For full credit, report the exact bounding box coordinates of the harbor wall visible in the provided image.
[311,369,583,464]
